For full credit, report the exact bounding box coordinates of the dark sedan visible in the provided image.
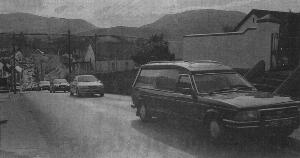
[50,79,70,93]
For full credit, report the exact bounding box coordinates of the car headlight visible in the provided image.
[234,110,259,122]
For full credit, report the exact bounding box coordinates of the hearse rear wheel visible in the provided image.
[139,104,152,122]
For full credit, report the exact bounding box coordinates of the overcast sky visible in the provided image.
[1,0,300,27]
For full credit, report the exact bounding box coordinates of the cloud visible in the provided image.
[54,5,68,14]
[0,0,45,13]
[0,0,299,27]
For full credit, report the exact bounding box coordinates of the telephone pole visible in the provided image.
[68,30,71,74]
[94,34,97,72]
[12,33,16,94]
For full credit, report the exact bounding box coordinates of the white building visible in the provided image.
[183,9,299,71]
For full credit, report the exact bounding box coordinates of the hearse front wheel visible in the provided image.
[139,104,152,122]
[274,129,294,139]
[207,118,226,142]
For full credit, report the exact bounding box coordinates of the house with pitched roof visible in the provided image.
[183,9,300,71]
[71,35,137,74]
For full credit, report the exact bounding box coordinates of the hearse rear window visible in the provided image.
[135,69,179,91]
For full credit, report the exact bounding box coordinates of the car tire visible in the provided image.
[206,117,226,143]
[139,104,152,122]
[274,129,294,139]
[99,93,104,97]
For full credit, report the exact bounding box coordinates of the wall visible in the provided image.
[183,22,280,70]
[95,59,135,73]
[169,41,183,60]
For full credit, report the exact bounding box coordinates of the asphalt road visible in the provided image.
[20,91,300,158]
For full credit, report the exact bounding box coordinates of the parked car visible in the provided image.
[70,75,104,97]
[39,81,50,90]
[27,82,40,91]
[50,79,69,93]
[131,61,300,142]
[0,78,9,93]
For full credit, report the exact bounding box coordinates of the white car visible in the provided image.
[70,75,104,97]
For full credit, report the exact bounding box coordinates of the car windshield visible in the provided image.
[194,73,254,94]
[78,76,98,82]
[53,79,68,84]
[40,81,50,84]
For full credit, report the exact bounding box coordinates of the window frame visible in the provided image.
[176,74,195,94]
[134,68,181,92]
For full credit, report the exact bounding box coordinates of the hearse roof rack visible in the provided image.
[147,61,175,64]
[191,60,220,63]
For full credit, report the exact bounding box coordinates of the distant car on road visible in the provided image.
[31,82,40,91]
[0,78,9,93]
[70,75,104,97]
[39,81,50,90]
[50,79,70,93]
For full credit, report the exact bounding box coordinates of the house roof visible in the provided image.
[234,9,296,31]
[257,14,282,23]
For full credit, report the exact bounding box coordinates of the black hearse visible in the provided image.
[131,61,300,141]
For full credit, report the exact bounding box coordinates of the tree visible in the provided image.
[132,34,175,65]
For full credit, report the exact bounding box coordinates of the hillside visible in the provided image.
[142,9,246,39]
[0,12,97,34]
[80,9,246,40]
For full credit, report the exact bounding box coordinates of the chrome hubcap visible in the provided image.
[210,121,220,138]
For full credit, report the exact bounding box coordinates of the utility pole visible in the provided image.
[94,34,97,72]
[68,30,71,74]
[12,33,16,94]
[40,63,43,81]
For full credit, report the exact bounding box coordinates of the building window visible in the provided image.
[253,18,255,23]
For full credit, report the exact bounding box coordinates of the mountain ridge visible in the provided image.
[80,9,246,40]
[0,12,97,34]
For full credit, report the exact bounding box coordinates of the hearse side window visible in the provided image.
[176,75,192,91]
[155,69,179,91]
[135,69,179,90]
[135,69,160,89]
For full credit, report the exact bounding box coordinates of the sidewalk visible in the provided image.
[0,93,50,158]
